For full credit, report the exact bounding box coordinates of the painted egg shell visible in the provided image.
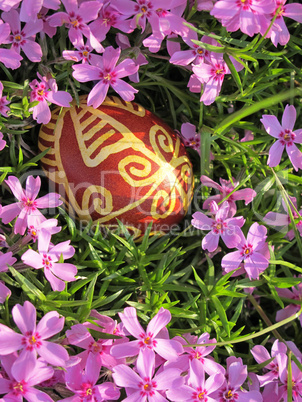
[38,95,194,238]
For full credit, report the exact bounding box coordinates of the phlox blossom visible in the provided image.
[166,332,225,376]
[66,323,123,369]
[278,359,302,401]
[260,0,302,47]
[47,0,103,51]
[27,218,62,243]
[167,358,224,401]
[261,104,302,171]
[200,175,256,217]
[0,353,54,402]
[72,46,139,108]
[0,19,22,69]
[29,73,73,124]
[169,33,211,66]
[0,301,69,373]
[179,122,201,154]
[62,37,97,64]
[221,222,270,279]
[113,347,183,401]
[251,339,287,387]
[0,175,62,235]
[191,201,245,252]
[275,276,302,327]
[2,8,43,62]
[110,306,183,361]
[19,0,60,22]
[213,356,263,401]
[21,229,77,291]
[210,0,275,37]
[264,195,302,240]
[61,353,120,401]
[192,53,243,105]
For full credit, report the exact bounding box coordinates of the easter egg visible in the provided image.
[38,95,194,238]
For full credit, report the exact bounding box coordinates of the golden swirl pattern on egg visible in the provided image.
[38,95,194,237]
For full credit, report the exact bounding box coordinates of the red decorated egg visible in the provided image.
[38,95,194,238]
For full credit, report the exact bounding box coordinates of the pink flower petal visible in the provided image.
[287,143,302,171]
[282,104,296,130]
[118,307,145,339]
[22,249,44,269]
[112,364,141,388]
[111,79,138,102]
[87,80,109,108]
[12,301,36,334]
[154,338,183,361]
[147,308,171,338]
[44,267,65,291]
[154,367,183,390]
[221,250,242,272]
[136,347,154,379]
[110,339,140,358]
[24,176,40,201]
[246,222,267,248]
[0,326,22,354]
[37,311,64,339]
[244,252,269,279]
[267,140,284,167]
[191,212,214,230]
[51,262,77,282]
[261,114,283,138]
[39,340,69,367]
[202,231,219,252]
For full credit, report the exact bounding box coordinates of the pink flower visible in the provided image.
[264,196,302,240]
[72,46,139,108]
[191,201,245,252]
[19,0,60,22]
[221,222,270,279]
[27,218,62,243]
[21,229,77,291]
[260,0,302,47]
[169,33,213,67]
[62,37,98,64]
[89,2,133,43]
[210,0,275,37]
[200,175,256,217]
[261,104,302,171]
[278,359,302,401]
[62,353,120,401]
[0,132,6,150]
[167,358,224,401]
[180,122,201,153]
[2,9,43,62]
[166,333,225,376]
[213,356,263,401]
[29,73,73,124]
[275,276,302,327]
[110,307,183,361]
[113,347,183,401]
[0,175,62,235]
[0,81,9,116]
[0,301,69,373]
[0,19,22,69]
[0,353,54,402]
[110,0,169,35]
[251,340,287,387]
[192,53,243,105]
[48,0,103,51]
[66,323,124,369]
[0,251,16,303]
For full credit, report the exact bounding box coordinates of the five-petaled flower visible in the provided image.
[261,104,302,171]
[0,175,62,235]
